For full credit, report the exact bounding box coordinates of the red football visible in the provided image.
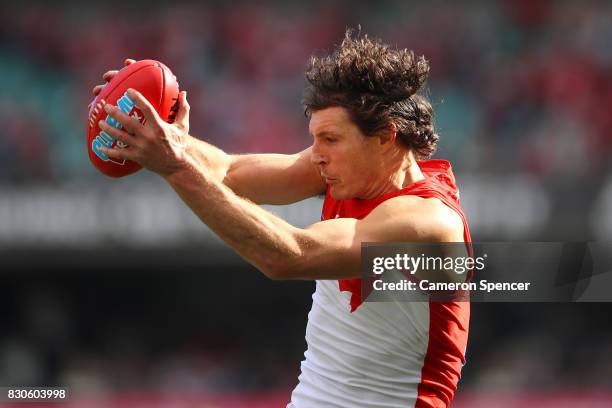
[87,59,180,177]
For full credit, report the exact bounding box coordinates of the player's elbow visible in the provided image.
[263,265,292,281]
[260,248,315,281]
[259,230,321,280]
[260,257,304,281]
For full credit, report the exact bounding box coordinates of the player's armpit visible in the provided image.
[281,195,465,280]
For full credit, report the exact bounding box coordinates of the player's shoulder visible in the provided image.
[365,194,464,242]
[368,193,453,219]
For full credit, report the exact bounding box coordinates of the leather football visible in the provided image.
[87,59,179,177]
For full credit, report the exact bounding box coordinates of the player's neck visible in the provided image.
[401,159,425,188]
[360,152,424,199]
[391,157,424,192]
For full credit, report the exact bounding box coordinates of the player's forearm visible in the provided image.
[163,158,307,279]
[185,135,232,184]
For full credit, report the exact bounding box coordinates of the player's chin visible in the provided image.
[328,184,351,200]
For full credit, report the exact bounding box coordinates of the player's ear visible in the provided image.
[378,123,397,147]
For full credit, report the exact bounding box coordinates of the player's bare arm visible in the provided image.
[99,91,462,281]
[189,142,326,205]
[163,155,463,281]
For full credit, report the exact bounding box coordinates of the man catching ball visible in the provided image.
[94,29,472,408]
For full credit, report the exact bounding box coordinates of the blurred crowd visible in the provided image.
[0,1,611,182]
[2,257,612,398]
[1,0,612,401]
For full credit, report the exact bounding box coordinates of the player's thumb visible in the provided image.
[176,91,190,132]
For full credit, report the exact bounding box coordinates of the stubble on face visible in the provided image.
[309,107,384,200]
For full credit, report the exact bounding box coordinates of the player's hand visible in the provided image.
[97,89,192,178]
[91,59,136,96]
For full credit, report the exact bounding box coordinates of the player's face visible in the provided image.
[309,107,386,200]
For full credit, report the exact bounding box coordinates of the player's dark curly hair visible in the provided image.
[303,29,438,159]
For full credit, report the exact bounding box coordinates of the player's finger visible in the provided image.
[126,88,161,125]
[99,145,134,162]
[92,84,105,96]
[124,58,136,66]
[103,103,143,135]
[102,70,119,82]
[175,91,190,131]
[99,119,140,148]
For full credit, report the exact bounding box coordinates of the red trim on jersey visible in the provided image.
[320,159,471,407]
[415,301,470,408]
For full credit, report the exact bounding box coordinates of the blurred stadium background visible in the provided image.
[1,0,612,406]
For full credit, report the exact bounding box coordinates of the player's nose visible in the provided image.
[311,143,328,166]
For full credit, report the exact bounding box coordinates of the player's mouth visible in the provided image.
[321,173,337,183]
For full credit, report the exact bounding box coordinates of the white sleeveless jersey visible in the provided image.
[289,279,432,408]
